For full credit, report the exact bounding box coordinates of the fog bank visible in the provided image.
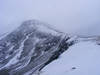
[0,0,100,36]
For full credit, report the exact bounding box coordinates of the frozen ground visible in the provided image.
[41,41,100,75]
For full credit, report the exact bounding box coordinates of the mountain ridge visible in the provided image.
[0,20,99,75]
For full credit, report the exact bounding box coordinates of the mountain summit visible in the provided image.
[0,20,73,75]
[0,20,100,75]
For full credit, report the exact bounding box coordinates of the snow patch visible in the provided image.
[41,41,100,75]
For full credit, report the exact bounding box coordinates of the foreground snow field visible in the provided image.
[41,41,100,75]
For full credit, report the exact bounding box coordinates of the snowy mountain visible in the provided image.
[41,41,100,75]
[0,20,100,75]
[0,20,74,75]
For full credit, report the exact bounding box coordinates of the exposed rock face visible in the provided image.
[0,20,74,75]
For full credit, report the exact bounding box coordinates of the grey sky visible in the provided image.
[0,0,100,36]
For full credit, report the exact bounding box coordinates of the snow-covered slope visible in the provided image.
[41,41,100,75]
[0,20,73,75]
[0,20,100,75]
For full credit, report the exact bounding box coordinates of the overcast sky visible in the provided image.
[0,0,100,36]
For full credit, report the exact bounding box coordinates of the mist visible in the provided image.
[0,0,100,36]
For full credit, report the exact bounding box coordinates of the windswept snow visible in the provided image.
[0,33,9,40]
[41,41,100,75]
[37,25,59,36]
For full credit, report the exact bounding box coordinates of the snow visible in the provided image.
[37,24,61,36]
[67,35,78,43]
[0,33,9,40]
[41,41,100,75]
[39,25,56,34]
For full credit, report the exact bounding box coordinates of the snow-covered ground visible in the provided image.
[41,41,100,75]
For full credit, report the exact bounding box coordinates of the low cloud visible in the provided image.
[0,0,100,36]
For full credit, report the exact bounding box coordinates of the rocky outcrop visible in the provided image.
[0,20,75,75]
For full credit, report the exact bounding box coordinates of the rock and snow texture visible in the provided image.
[0,20,100,75]
[0,20,72,75]
[41,41,100,75]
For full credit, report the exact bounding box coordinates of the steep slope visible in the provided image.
[40,41,100,75]
[0,20,99,75]
[0,20,74,75]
